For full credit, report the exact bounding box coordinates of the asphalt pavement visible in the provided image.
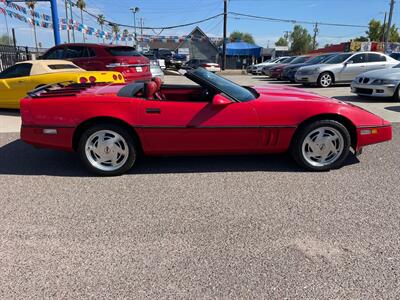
[0,75,399,298]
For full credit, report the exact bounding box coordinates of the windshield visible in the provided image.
[324,53,352,64]
[281,57,296,63]
[290,56,310,64]
[307,54,334,64]
[188,68,256,102]
[106,47,141,56]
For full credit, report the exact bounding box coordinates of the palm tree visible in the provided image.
[26,1,38,51]
[97,14,105,44]
[112,23,120,45]
[123,29,129,45]
[76,0,86,43]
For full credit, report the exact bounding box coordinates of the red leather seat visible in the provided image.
[145,81,158,100]
[153,77,166,100]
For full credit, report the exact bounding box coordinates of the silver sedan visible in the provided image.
[296,52,398,88]
[351,66,400,99]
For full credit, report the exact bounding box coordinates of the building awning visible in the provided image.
[224,42,262,57]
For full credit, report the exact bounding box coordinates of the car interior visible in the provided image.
[117,77,213,102]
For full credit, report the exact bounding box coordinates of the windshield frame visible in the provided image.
[185,67,258,102]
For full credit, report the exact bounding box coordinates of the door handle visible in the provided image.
[146,108,161,114]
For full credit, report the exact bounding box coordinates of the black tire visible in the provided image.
[291,120,351,171]
[317,72,334,88]
[78,123,137,176]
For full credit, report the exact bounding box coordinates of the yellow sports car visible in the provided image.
[0,60,125,109]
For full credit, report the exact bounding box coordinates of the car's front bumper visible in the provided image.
[351,82,397,97]
[355,124,392,151]
[295,73,319,84]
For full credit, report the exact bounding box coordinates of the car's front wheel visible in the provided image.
[78,124,137,176]
[318,72,333,88]
[291,120,351,171]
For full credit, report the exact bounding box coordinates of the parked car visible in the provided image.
[20,67,391,176]
[281,53,338,82]
[41,43,151,82]
[141,52,165,81]
[170,53,187,69]
[295,52,398,87]
[389,52,400,61]
[249,57,290,75]
[0,60,124,109]
[351,64,400,99]
[182,59,221,72]
[150,48,174,68]
[269,55,313,80]
[142,50,166,69]
[262,56,296,76]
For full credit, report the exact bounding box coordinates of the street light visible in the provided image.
[130,7,140,47]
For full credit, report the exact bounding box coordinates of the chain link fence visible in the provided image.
[0,44,48,71]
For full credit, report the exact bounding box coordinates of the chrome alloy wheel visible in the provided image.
[85,130,129,172]
[301,126,344,167]
[320,73,332,87]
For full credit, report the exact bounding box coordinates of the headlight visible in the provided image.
[372,79,397,85]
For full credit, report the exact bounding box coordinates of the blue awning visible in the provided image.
[223,42,262,57]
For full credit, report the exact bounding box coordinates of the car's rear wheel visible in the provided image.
[291,120,351,171]
[78,124,136,176]
[318,72,333,88]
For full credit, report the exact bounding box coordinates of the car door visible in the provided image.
[339,53,367,81]
[366,53,390,71]
[138,96,260,155]
[0,63,33,108]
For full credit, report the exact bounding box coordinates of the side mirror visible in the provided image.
[212,94,232,106]
[345,60,353,65]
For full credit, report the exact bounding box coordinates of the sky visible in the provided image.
[0,0,397,49]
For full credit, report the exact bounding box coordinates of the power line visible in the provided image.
[69,1,223,30]
[229,11,368,28]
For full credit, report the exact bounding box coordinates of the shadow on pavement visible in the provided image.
[0,139,360,177]
[0,109,20,117]
[385,105,400,113]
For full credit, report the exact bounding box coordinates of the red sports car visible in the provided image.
[20,68,392,176]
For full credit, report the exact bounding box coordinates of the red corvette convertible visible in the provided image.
[20,68,392,176]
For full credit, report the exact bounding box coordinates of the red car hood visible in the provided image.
[253,85,387,126]
[254,85,342,104]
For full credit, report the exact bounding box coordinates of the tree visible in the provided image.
[366,19,382,41]
[354,36,369,42]
[389,25,400,42]
[97,14,105,44]
[289,25,312,55]
[26,1,38,51]
[229,31,255,44]
[275,37,288,47]
[76,0,86,43]
[111,23,120,44]
[0,34,13,45]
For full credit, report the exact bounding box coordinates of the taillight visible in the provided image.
[79,77,87,83]
[118,74,123,80]
[201,64,211,67]
[112,74,118,80]
[89,76,96,83]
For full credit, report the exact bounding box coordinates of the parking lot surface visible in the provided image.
[0,75,399,298]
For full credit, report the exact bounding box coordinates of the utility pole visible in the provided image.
[69,1,76,43]
[312,22,318,50]
[382,12,387,42]
[140,18,143,41]
[222,0,227,70]
[385,0,395,51]
[65,0,70,43]
[130,7,140,48]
